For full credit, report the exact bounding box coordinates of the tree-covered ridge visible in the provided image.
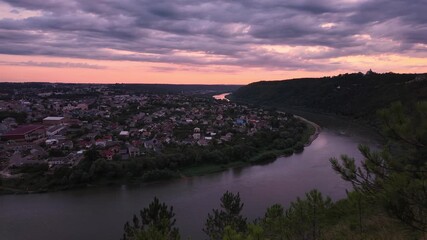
[232,72,427,118]
[123,101,427,239]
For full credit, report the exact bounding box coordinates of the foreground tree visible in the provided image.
[330,101,427,233]
[203,191,247,240]
[122,197,180,240]
[260,204,286,239]
[218,189,333,240]
[221,224,264,240]
[284,190,333,240]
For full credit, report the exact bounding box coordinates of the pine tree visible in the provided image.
[203,191,247,240]
[284,190,333,240]
[330,101,427,233]
[122,197,180,240]
[261,204,286,239]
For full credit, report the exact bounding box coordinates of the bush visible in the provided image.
[142,169,179,182]
[249,151,278,164]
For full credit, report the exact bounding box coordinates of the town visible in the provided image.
[0,83,312,193]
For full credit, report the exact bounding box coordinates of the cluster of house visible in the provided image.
[1,116,84,169]
[0,87,290,176]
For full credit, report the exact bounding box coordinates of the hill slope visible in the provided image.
[232,72,427,118]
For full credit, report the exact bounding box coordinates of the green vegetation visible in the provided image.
[122,101,427,239]
[122,197,180,240]
[248,150,282,164]
[142,169,180,182]
[232,72,427,120]
[0,111,27,124]
[331,101,427,233]
[204,191,247,240]
[126,189,416,240]
[180,162,246,176]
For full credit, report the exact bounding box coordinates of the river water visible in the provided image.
[0,94,380,240]
[213,92,230,101]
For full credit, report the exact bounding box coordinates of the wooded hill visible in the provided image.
[232,71,427,118]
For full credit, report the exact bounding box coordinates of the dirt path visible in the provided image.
[294,115,321,146]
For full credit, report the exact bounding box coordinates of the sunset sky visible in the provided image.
[0,0,426,84]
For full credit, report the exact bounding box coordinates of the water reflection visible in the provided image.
[311,133,328,150]
[232,167,244,177]
[0,122,375,240]
[213,93,231,101]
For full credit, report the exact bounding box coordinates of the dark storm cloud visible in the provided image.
[0,0,425,70]
[348,0,427,45]
[1,0,75,12]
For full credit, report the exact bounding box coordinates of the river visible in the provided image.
[213,92,230,101]
[0,94,380,240]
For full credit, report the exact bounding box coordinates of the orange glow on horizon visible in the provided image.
[0,54,426,85]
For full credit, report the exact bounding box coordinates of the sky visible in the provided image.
[0,0,426,84]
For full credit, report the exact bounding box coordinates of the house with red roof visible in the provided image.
[2,125,46,142]
[101,149,114,160]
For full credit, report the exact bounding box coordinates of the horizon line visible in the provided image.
[1,71,426,85]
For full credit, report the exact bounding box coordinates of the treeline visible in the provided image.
[108,84,242,94]
[121,101,427,240]
[1,115,312,192]
[122,190,417,240]
[0,111,27,124]
[232,72,427,119]
[0,82,241,95]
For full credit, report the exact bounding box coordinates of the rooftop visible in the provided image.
[119,131,129,136]
[43,116,64,121]
[47,125,66,132]
[3,125,44,136]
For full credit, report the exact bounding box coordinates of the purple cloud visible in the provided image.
[0,0,425,71]
[0,60,106,69]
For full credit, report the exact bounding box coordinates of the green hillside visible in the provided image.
[232,71,427,118]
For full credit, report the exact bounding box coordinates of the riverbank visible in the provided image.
[231,94,382,144]
[294,115,321,146]
[1,118,318,195]
[178,119,319,177]
[180,161,247,177]
[275,110,321,147]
